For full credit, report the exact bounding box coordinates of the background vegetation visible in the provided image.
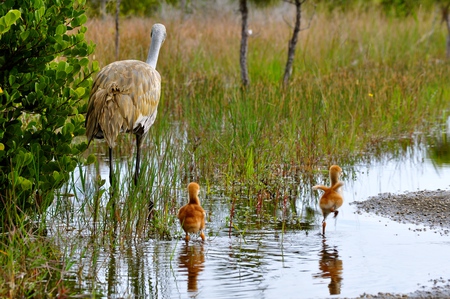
[2,0,450,296]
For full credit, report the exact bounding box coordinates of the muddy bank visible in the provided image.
[350,190,450,298]
[351,189,450,235]
[349,279,450,298]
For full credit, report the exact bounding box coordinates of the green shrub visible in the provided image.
[0,0,98,226]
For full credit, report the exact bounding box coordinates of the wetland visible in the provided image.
[50,130,450,299]
[3,2,450,298]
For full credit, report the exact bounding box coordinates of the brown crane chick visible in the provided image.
[313,165,344,235]
[178,182,206,242]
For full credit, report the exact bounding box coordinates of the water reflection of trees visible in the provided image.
[313,239,343,295]
[178,243,205,294]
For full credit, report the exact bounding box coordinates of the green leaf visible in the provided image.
[79,57,89,66]
[56,24,66,35]
[15,151,33,168]
[5,10,21,26]
[62,122,75,135]
[57,61,67,71]
[75,87,85,97]
[92,60,100,71]
[20,30,30,41]
[86,154,96,165]
[0,10,21,34]
[8,75,15,85]
[18,177,33,191]
[52,171,61,182]
[32,0,44,9]
[71,14,87,27]
[34,7,45,21]
[56,71,67,79]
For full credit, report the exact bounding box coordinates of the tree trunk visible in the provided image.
[100,0,107,20]
[115,0,121,60]
[444,5,450,59]
[239,0,250,87]
[180,0,186,12]
[446,29,450,59]
[283,0,302,86]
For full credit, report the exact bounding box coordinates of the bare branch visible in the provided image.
[283,0,307,4]
[300,2,316,32]
[282,1,316,32]
[415,6,439,46]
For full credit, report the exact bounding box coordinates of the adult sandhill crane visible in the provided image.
[313,165,344,235]
[85,23,166,187]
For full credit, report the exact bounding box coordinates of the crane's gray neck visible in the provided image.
[146,23,166,69]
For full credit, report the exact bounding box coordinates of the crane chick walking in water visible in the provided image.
[178,182,206,242]
[313,165,344,235]
[85,23,166,187]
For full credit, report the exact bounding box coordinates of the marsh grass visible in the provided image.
[0,218,68,298]
[3,4,450,296]
[78,5,450,235]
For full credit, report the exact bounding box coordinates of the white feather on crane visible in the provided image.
[86,23,166,186]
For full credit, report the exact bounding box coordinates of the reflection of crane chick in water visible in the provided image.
[314,239,343,295]
[178,182,206,242]
[313,165,344,235]
[178,243,205,292]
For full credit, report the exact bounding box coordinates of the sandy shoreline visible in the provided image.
[351,190,450,235]
[349,190,450,298]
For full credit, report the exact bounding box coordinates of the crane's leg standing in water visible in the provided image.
[109,147,114,189]
[134,134,141,186]
[134,133,155,218]
[108,147,119,233]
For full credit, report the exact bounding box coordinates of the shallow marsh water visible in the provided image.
[49,134,450,299]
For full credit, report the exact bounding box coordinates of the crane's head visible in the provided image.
[188,182,200,197]
[330,165,342,176]
[151,23,166,45]
[147,23,166,68]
